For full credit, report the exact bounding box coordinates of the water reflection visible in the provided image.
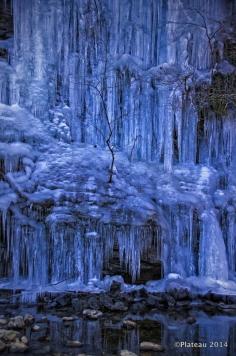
[3,308,233,355]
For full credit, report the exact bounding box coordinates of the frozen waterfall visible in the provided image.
[0,0,235,290]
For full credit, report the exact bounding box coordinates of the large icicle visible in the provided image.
[199,210,229,281]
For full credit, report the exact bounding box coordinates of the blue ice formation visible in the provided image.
[0,0,235,289]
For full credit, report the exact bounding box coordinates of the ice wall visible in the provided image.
[0,0,235,287]
[9,0,235,167]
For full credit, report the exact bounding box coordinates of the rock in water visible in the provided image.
[32,324,41,332]
[82,309,103,320]
[120,350,138,356]
[62,316,76,322]
[65,340,83,347]
[140,341,165,352]
[122,320,137,329]
[21,336,28,344]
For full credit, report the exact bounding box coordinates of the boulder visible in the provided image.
[0,329,20,342]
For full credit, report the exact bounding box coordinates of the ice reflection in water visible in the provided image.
[2,306,235,356]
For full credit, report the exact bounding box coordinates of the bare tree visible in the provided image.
[88,81,115,184]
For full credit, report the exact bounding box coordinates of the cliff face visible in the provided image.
[0,0,235,288]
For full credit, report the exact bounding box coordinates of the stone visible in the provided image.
[65,340,83,347]
[122,320,137,329]
[0,340,6,352]
[0,329,20,342]
[21,336,28,344]
[62,316,76,322]
[32,324,41,332]
[24,314,35,325]
[120,350,138,356]
[9,341,29,353]
[8,316,25,329]
[140,342,164,352]
[0,318,7,326]
[82,309,103,320]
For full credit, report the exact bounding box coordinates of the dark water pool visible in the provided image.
[1,302,236,356]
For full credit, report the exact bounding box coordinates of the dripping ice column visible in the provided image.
[83,232,103,283]
[199,210,228,280]
[163,87,174,172]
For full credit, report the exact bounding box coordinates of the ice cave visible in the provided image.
[0,0,236,354]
